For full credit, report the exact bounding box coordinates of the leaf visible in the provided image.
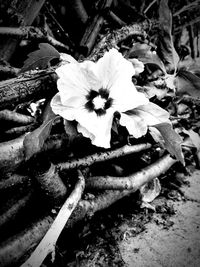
[23,103,57,160]
[182,129,200,151]
[19,43,60,74]
[140,178,161,203]
[128,43,166,73]
[64,119,78,142]
[157,0,179,71]
[175,69,200,97]
[153,123,184,165]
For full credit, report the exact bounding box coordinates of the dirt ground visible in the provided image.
[119,170,200,267]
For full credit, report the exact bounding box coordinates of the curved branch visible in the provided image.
[86,154,177,190]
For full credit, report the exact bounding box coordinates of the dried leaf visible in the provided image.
[153,123,184,165]
[175,69,200,97]
[140,178,161,203]
[23,104,57,160]
[182,129,200,151]
[64,119,78,142]
[19,43,60,74]
[128,43,166,73]
[157,0,179,71]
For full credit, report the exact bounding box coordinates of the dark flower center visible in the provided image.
[85,89,113,116]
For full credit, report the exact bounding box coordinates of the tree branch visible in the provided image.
[86,154,177,190]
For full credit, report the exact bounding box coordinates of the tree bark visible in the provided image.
[0,69,57,110]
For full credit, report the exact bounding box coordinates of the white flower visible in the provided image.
[128,58,145,75]
[51,49,169,148]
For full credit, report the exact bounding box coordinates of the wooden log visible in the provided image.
[0,69,57,110]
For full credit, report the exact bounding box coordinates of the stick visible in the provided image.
[21,171,85,267]
[0,109,34,125]
[0,27,69,51]
[58,143,152,171]
[86,154,176,190]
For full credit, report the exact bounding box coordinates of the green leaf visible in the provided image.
[175,69,200,97]
[19,43,60,74]
[157,0,179,72]
[64,119,78,143]
[128,43,166,73]
[23,103,57,160]
[153,123,184,165]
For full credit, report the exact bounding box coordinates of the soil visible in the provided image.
[48,169,200,267]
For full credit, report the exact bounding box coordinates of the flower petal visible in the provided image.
[56,63,89,105]
[129,58,144,75]
[120,113,147,138]
[125,102,170,126]
[111,81,149,112]
[80,60,102,91]
[96,48,135,90]
[77,108,115,148]
[51,93,77,120]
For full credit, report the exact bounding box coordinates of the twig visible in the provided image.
[21,171,85,267]
[68,0,88,24]
[86,154,176,189]
[173,0,200,17]
[1,123,37,141]
[143,0,157,14]
[106,10,126,27]
[0,109,34,125]
[57,143,152,171]
[174,17,200,34]
[0,27,69,51]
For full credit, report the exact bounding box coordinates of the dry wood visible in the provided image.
[0,216,53,267]
[21,171,85,267]
[0,69,57,110]
[88,21,151,61]
[79,0,113,56]
[0,191,33,230]
[0,27,69,51]
[0,174,30,192]
[86,154,177,190]
[34,163,67,203]
[0,109,34,125]
[0,0,46,61]
[58,143,152,171]
[1,123,36,141]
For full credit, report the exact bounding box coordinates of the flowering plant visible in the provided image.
[51,49,171,148]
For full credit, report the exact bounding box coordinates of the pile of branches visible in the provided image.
[0,0,200,266]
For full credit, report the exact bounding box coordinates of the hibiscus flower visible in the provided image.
[51,49,169,148]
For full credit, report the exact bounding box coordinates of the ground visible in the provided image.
[56,170,200,267]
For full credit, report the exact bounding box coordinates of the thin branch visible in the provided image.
[0,27,69,51]
[173,0,200,17]
[57,143,152,171]
[143,0,157,14]
[86,154,177,190]
[21,171,85,267]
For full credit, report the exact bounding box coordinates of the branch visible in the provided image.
[0,109,34,125]
[0,27,70,51]
[88,21,151,61]
[0,68,57,110]
[173,0,200,17]
[86,154,176,189]
[21,171,85,267]
[58,143,152,171]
